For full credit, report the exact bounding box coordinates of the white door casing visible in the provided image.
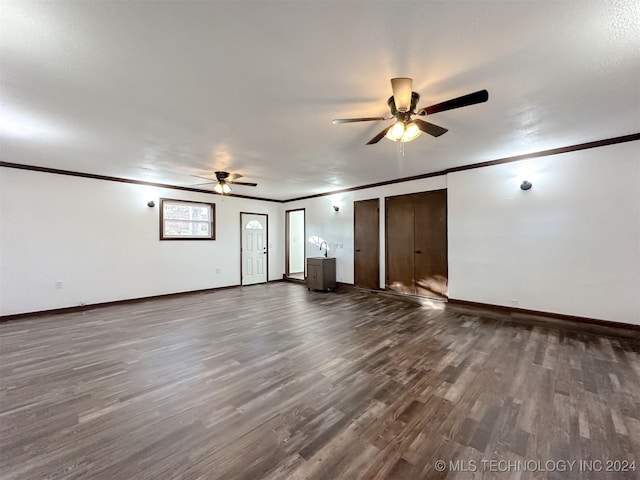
[241,213,267,285]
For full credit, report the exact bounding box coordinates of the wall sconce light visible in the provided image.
[333,205,340,212]
[520,181,532,191]
[147,201,155,207]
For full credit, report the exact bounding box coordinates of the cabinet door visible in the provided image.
[307,265,319,289]
[322,259,336,289]
[386,195,415,295]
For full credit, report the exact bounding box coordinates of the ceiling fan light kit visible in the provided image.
[385,121,422,143]
[213,181,232,194]
[332,77,489,147]
[190,170,258,195]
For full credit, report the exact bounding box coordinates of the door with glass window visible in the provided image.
[241,213,268,285]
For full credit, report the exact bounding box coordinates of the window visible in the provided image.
[245,220,263,230]
[160,198,215,240]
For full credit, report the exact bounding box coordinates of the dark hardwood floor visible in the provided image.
[1,283,639,479]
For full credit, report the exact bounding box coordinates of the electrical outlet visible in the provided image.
[216,268,220,274]
[511,299,519,306]
[55,281,63,289]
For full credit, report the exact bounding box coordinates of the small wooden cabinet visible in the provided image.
[307,257,336,292]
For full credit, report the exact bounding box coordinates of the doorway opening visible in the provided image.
[241,212,268,286]
[285,209,305,280]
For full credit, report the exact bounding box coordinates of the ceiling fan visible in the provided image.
[192,171,257,194]
[332,78,488,145]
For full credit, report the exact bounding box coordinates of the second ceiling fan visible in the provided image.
[332,78,488,145]
[192,171,257,194]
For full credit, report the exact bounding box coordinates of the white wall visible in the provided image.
[448,141,640,325]
[288,209,305,273]
[286,176,448,286]
[0,168,284,316]
[2,140,638,324]
[286,141,640,325]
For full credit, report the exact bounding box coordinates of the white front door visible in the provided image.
[241,213,267,285]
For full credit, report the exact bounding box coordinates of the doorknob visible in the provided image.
[415,250,422,254]
[355,249,361,252]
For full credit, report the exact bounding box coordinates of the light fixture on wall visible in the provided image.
[520,180,532,191]
[147,201,155,208]
[333,205,340,212]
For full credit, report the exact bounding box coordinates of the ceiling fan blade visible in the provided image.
[366,125,393,145]
[332,117,389,124]
[191,182,216,187]
[227,173,243,182]
[390,78,413,112]
[414,119,448,137]
[418,89,489,115]
[191,174,218,182]
[229,181,257,187]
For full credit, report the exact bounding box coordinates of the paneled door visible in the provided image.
[385,190,448,298]
[354,198,380,289]
[241,213,268,285]
[386,195,415,295]
[414,190,448,298]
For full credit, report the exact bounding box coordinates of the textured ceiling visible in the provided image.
[1,1,638,200]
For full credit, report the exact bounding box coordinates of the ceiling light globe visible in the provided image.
[401,122,422,142]
[214,182,232,194]
[390,78,413,112]
[386,121,406,141]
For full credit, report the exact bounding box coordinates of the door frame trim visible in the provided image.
[285,208,306,279]
[240,212,269,286]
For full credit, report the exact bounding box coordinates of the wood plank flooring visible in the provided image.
[1,283,639,479]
